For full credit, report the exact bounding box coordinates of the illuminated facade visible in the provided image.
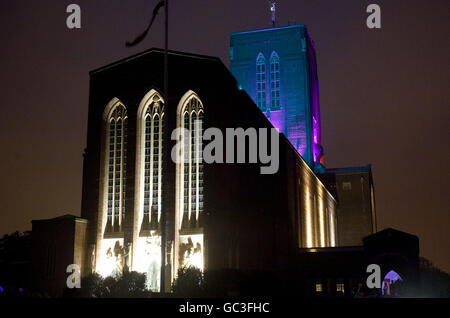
[79,48,337,292]
[230,25,324,171]
[92,89,208,291]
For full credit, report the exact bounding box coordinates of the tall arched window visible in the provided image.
[105,102,127,235]
[175,91,205,273]
[256,53,266,110]
[132,90,165,290]
[139,94,164,235]
[270,51,280,110]
[180,95,204,230]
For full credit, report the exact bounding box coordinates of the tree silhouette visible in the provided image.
[72,271,149,298]
[171,266,205,297]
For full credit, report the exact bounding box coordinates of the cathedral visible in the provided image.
[79,33,338,291]
[30,24,412,298]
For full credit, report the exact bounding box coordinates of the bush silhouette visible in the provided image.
[171,266,205,297]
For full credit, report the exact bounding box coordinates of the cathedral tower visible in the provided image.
[229,24,324,171]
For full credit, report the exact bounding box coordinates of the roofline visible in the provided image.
[89,48,221,75]
[32,214,88,224]
[282,135,337,204]
[363,227,419,241]
[323,164,372,174]
[299,246,364,254]
[233,89,334,203]
[230,24,306,36]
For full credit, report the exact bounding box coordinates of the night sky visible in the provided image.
[0,1,449,272]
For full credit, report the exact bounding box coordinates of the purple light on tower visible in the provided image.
[230,25,324,168]
[307,33,323,165]
[266,109,284,134]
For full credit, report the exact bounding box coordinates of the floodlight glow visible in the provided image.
[96,238,124,278]
[319,198,325,247]
[179,234,204,271]
[330,209,336,247]
[305,187,313,248]
[134,234,161,291]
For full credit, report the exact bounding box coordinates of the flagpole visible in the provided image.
[160,0,169,294]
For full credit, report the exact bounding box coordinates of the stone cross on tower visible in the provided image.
[269,1,276,27]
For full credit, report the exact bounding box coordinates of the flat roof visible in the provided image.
[324,165,372,174]
[230,24,306,36]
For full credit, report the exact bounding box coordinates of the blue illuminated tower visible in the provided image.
[229,25,324,170]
